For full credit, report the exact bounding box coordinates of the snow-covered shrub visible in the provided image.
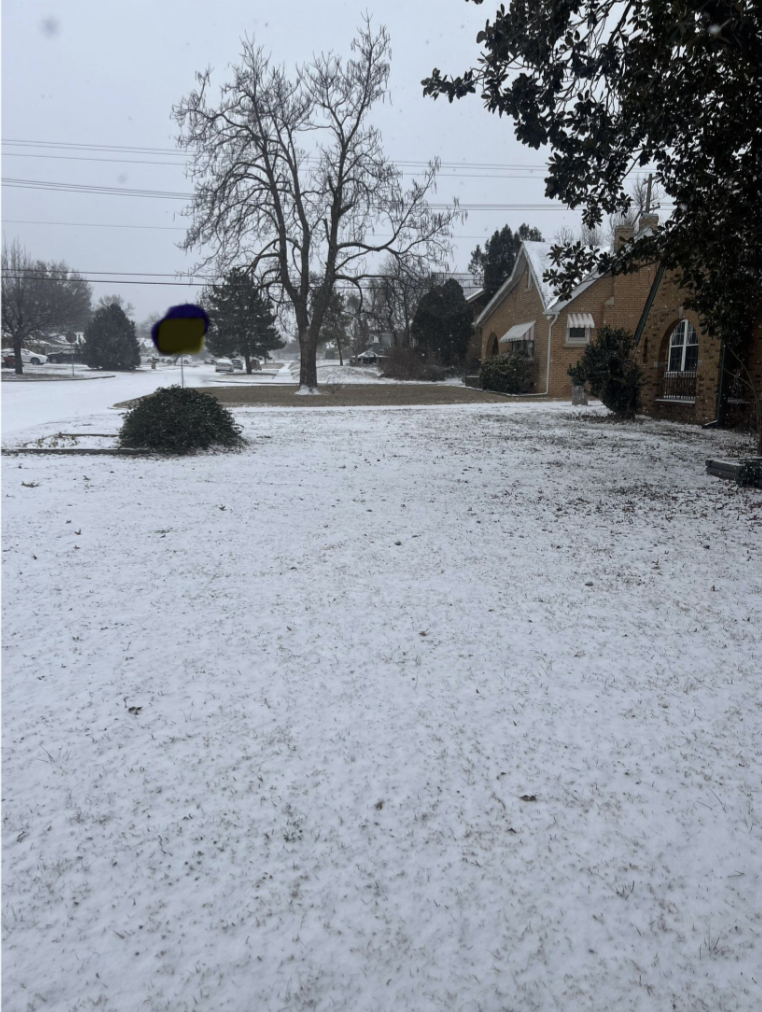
[118,386,243,455]
[568,326,643,418]
[479,350,537,394]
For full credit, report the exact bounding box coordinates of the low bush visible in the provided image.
[568,326,643,418]
[736,459,762,488]
[118,386,243,455]
[479,351,537,394]
[381,346,447,382]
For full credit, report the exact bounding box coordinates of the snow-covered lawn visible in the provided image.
[2,401,761,1012]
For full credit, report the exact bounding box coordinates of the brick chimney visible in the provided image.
[638,213,659,232]
[614,224,635,250]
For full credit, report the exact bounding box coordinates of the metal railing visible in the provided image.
[661,369,697,401]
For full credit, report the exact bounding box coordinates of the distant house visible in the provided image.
[352,343,389,366]
[464,287,488,365]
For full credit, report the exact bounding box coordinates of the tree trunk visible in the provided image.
[245,352,252,374]
[13,338,24,375]
[336,335,344,366]
[299,330,319,391]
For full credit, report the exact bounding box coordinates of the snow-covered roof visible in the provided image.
[465,287,485,304]
[357,343,388,358]
[522,242,557,308]
[474,241,557,326]
[544,246,606,316]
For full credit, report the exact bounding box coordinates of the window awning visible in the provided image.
[567,312,595,329]
[499,320,535,344]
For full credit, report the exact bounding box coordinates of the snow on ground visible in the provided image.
[2,399,761,1012]
[1,364,215,443]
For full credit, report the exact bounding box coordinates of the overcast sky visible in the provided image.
[2,0,585,324]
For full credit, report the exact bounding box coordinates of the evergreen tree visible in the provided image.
[469,223,544,298]
[205,269,284,373]
[318,290,350,365]
[411,279,473,366]
[83,302,140,371]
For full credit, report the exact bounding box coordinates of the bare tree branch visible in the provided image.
[175,18,461,389]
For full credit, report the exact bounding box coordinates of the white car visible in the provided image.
[231,357,244,371]
[3,349,48,367]
[215,357,234,373]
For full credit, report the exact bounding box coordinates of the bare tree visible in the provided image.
[367,255,433,348]
[606,176,664,246]
[1,239,92,374]
[552,225,577,247]
[98,294,135,317]
[174,20,459,391]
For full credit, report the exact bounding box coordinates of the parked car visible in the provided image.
[215,357,234,373]
[3,350,48,367]
[47,351,81,364]
[231,357,244,371]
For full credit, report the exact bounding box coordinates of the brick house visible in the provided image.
[474,241,558,392]
[634,268,762,428]
[476,231,658,397]
[475,219,761,427]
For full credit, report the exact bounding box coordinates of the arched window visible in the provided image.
[667,320,698,373]
[662,320,698,401]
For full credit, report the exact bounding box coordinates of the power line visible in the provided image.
[3,177,192,199]
[5,218,546,239]
[3,218,186,231]
[3,138,551,171]
[2,152,552,181]
[3,270,480,289]
[2,179,577,211]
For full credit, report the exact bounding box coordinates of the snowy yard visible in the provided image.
[2,397,761,1011]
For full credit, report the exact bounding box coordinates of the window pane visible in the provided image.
[684,344,698,372]
[669,346,683,371]
[670,326,683,347]
[568,327,586,340]
[685,322,698,345]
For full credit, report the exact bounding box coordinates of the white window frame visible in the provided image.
[565,325,590,346]
[666,319,698,374]
[526,269,533,291]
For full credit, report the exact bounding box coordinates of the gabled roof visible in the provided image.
[357,343,388,357]
[545,219,660,316]
[474,241,556,326]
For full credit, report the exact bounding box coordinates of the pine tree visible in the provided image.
[83,302,140,371]
[205,269,284,373]
[411,280,473,366]
[469,224,544,298]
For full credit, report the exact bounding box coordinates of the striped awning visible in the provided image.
[568,312,595,329]
[499,320,535,344]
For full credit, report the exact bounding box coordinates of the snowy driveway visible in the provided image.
[2,403,761,1011]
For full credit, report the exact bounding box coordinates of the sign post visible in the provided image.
[66,333,77,377]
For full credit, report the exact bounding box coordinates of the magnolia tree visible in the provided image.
[176,20,460,391]
[424,1,762,350]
